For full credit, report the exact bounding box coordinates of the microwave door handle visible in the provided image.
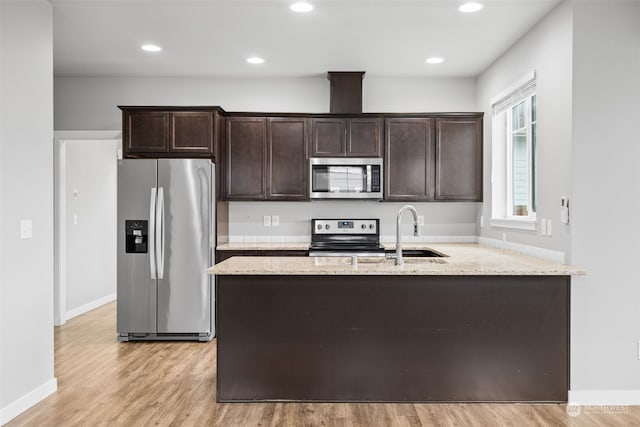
[366,165,372,192]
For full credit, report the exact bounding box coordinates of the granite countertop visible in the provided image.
[210,243,584,276]
[216,242,310,251]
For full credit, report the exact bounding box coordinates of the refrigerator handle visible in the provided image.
[157,187,165,280]
[149,187,157,280]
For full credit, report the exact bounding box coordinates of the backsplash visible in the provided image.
[226,201,479,244]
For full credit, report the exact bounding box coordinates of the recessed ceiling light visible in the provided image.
[426,57,444,65]
[141,44,162,53]
[459,2,484,13]
[290,2,313,13]
[246,57,265,64]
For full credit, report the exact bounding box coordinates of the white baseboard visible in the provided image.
[0,378,57,425]
[65,292,116,322]
[478,237,566,263]
[569,390,640,405]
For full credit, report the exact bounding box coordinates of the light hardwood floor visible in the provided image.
[7,302,640,426]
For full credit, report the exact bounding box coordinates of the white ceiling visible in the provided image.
[52,0,561,78]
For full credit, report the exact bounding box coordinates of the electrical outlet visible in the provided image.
[418,215,424,226]
[547,219,552,236]
[20,219,33,239]
[541,218,547,236]
[272,215,280,227]
[263,216,271,227]
[480,215,484,228]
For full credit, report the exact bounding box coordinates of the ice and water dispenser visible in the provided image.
[125,220,148,253]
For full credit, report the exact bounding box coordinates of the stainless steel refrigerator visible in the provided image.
[117,159,214,341]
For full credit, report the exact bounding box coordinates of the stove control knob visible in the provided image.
[361,224,366,229]
[369,224,375,229]
[325,224,330,230]
[317,224,322,230]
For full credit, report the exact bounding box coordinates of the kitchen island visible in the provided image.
[210,244,582,403]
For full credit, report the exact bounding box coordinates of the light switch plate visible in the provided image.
[547,219,552,236]
[263,216,271,227]
[418,215,424,226]
[271,215,280,227]
[20,219,33,239]
[541,219,547,236]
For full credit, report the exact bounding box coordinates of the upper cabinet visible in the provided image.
[384,118,435,201]
[225,117,308,201]
[310,118,382,157]
[385,115,483,202]
[267,118,308,200]
[225,117,266,200]
[120,107,221,158]
[435,118,483,201]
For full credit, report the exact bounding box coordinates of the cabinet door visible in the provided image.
[435,118,483,201]
[385,118,435,201]
[310,118,346,157]
[267,118,308,200]
[225,118,266,200]
[170,112,213,154]
[124,111,169,154]
[347,118,382,157]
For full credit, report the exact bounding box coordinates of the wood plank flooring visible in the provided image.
[7,302,640,426]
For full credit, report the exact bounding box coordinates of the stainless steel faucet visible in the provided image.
[395,205,420,265]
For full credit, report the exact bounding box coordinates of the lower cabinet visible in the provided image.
[225,117,308,201]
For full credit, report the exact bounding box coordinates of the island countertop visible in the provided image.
[210,243,584,276]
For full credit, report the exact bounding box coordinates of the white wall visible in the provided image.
[0,1,56,424]
[569,0,640,403]
[60,139,117,320]
[228,201,478,244]
[476,2,573,256]
[53,76,477,130]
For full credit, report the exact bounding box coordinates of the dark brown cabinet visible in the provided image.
[225,117,266,200]
[384,118,435,201]
[124,111,169,153]
[170,112,213,153]
[121,107,220,158]
[384,115,483,202]
[310,118,382,157]
[225,117,308,201]
[435,118,483,201]
[267,118,308,200]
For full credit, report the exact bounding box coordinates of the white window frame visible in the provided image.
[490,71,537,232]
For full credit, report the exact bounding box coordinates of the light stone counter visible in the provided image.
[210,243,584,276]
[216,242,309,251]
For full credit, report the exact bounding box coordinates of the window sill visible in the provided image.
[490,217,537,232]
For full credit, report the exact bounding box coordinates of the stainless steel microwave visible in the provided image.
[309,158,383,199]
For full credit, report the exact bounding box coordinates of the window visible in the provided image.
[491,72,537,230]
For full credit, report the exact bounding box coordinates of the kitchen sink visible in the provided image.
[383,249,446,258]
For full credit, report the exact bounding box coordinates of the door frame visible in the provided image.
[53,131,121,326]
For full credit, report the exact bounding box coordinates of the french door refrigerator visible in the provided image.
[117,159,214,341]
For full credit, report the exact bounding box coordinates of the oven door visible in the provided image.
[310,158,383,199]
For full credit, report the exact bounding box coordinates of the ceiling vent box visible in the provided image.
[328,71,365,114]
